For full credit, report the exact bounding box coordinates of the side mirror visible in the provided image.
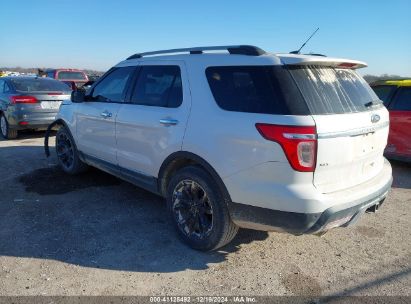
[71,89,86,103]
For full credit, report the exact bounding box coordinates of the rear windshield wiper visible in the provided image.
[364,100,380,107]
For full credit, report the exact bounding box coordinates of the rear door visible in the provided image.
[115,62,190,178]
[75,66,136,164]
[386,87,411,157]
[289,66,389,193]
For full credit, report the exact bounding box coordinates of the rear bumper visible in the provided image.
[8,111,57,130]
[227,160,393,234]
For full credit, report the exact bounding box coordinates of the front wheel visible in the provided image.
[55,126,88,174]
[166,166,238,251]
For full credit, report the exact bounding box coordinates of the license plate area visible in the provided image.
[353,132,377,155]
[41,101,62,110]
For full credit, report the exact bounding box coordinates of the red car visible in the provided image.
[371,79,411,162]
[44,68,89,90]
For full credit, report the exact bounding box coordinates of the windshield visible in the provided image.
[57,71,87,80]
[288,66,381,114]
[11,78,71,92]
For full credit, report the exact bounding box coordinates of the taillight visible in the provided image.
[10,96,38,104]
[255,124,317,172]
[338,62,357,68]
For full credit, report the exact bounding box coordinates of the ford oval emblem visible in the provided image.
[371,114,380,123]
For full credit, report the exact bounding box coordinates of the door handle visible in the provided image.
[101,111,112,118]
[159,118,179,126]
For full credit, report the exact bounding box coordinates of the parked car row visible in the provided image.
[0,69,100,138]
[43,45,393,250]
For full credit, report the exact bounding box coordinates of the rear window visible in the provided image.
[288,66,381,114]
[206,66,309,115]
[57,71,87,80]
[10,78,71,92]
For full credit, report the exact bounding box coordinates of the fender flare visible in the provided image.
[44,119,69,157]
[158,151,231,201]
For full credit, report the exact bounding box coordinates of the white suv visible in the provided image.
[45,45,392,251]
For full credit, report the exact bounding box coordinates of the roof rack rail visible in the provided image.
[304,53,326,57]
[126,45,266,60]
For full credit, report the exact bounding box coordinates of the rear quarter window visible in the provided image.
[205,66,309,115]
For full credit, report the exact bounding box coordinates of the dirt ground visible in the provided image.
[0,131,410,298]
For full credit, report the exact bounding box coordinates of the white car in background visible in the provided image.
[45,45,392,251]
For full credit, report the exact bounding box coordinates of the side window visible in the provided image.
[46,71,55,78]
[130,65,182,108]
[91,67,135,102]
[4,82,11,93]
[390,87,411,111]
[371,85,396,107]
[205,66,294,115]
[0,80,4,93]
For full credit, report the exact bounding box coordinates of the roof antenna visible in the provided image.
[290,27,320,54]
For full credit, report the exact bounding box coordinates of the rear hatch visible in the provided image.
[32,92,71,111]
[286,63,389,193]
[10,77,71,112]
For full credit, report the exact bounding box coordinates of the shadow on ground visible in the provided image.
[0,145,269,273]
[0,130,52,142]
[390,159,411,189]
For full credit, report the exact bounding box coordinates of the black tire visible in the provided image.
[55,126,88,175]
[166,166,238,251]
[0,114,18,139]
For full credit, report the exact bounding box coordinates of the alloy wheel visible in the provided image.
[172,179,213,239]
[56,132,74,170]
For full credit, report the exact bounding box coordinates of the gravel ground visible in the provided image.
[0,132,410,298]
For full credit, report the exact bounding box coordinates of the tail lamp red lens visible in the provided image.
[338,62,357,68]
[10,96,38,104]
[255,124,317,172]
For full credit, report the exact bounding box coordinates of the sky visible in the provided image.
[1,0,410,76]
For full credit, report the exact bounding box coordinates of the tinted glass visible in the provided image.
[4,82,11,93]
[131,66,182,107]
[57,71,87,80]
[289,66,381,114]
[206,66,308,115]
[91,67,135,102]
[391,87,411,111]
[371,85,396,106]
[10,78,71,92]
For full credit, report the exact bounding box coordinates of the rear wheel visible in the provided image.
[56,126,88,174]
[166,166,238,251]
[0,114,18,139]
